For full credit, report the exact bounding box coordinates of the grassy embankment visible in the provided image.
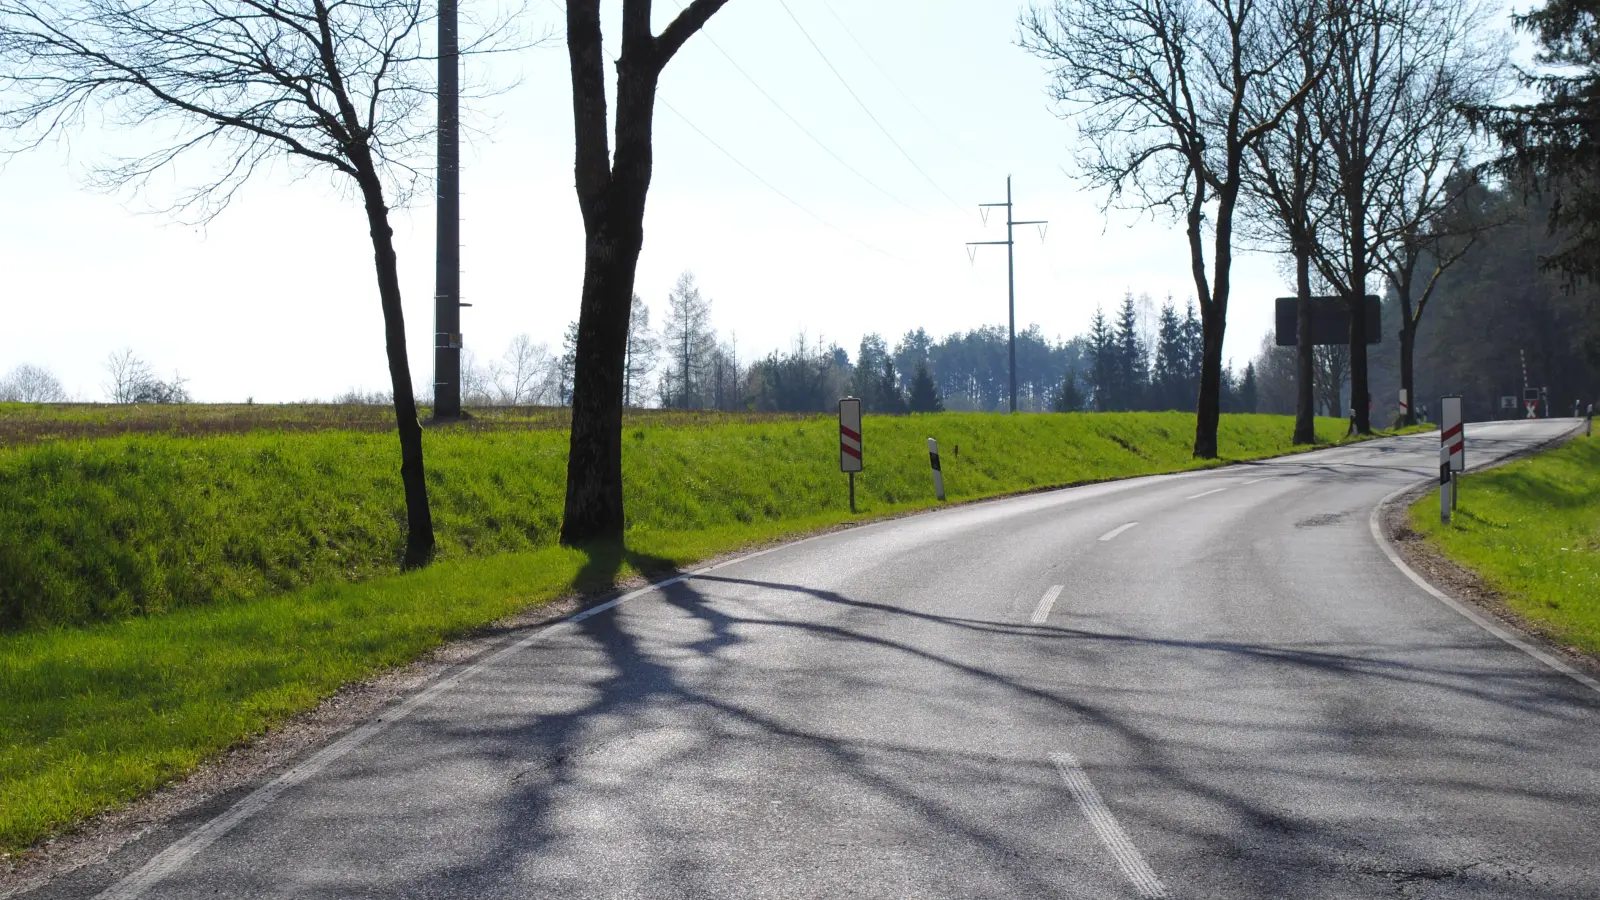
[1,408,1376,853]
[1409,429,1600,655]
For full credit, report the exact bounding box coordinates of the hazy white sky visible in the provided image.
[0,0,1524,403]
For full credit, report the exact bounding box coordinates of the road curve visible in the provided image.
[39,419,1600,900]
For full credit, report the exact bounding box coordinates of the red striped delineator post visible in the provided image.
[1441,395,1463,520]
[839,398,862,513]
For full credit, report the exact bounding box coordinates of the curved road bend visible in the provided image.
[43,419,1600,900]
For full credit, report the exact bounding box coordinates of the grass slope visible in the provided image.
[1409,431,1600,655]
[2,411,1371,853]
[5,411,1354,630]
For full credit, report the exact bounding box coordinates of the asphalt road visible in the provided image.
[45,419,1600,899]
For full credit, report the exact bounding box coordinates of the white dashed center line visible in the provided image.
[1185,487,1226,500]
[1030,585,1065,624]
[1051,752,1170,899]
[1098,522,1139,542]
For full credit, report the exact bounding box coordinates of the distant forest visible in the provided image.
[5,186,1594,420]
[490,182,1593,423]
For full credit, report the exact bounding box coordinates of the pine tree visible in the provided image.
[1153,300,1186,411]
[1088,306,1115,411]
[1055,369,1085,412]
[1240,362,1259,414]
[1180,299,1205,405]
[1114,292,1148,410]
[878,357,907,414]
[557,320,579,407]
[853,333,890,410]
[907,360,943,413]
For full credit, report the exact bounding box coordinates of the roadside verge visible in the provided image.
[1370,421,1600,696]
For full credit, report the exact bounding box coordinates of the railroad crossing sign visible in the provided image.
[1524,387,1541,418]
[1441,395,1464,472]
[838,398,862,473]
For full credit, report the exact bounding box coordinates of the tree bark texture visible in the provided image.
[357,170,435,567]
[1294,247,1317,444]
[560,0,729,546]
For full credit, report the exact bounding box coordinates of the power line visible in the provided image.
[775,0,967,213]
[816,0,984,166]
[668,1,931,218]
[656,98,912,263]
[541,0,911,262]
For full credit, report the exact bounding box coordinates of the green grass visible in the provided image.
[1409,431,1600,655]
[0,410,1392,853]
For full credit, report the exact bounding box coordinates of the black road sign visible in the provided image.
[1274,296,1382,346]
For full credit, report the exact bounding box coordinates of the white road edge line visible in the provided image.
[1051,752,1170,899]
[1369,472,1600,699]
[94,543,797,900]
[1185,487,1226,500]
[1030,585,1065,624]
[1098,522,1139,542]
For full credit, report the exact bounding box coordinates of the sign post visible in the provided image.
[838,398,862,513]
[1525,387,1540,419]
[1442,395,1464,515]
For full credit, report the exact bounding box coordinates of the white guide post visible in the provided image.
[1441,395,1463,520]
[839,398,862,514]
[928,437,945,501]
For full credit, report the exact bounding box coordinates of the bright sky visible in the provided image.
[0,0,1524,403]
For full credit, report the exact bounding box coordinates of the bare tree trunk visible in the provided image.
[1348,227,1372,434]
[561,211,644,544]
[357,171,434,567]
[560,0,728,545]
[1398,271,1417,426]
[1294,247,1317,443]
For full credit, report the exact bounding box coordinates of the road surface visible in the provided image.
[39,419,1600,899]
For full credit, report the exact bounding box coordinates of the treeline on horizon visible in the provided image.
[5,181,1596,421]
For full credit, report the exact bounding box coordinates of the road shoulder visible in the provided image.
[1372,422,1600,692]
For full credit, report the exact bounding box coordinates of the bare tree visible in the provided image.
[460,348,496,406]
[1308,0,1500,433]
[1370,18,1507,425]
[103,348,154,404]
[622,293,658,408]
[0,0,509,565]
[1021,0,1325,457]
[561,0,731,544]
[1242,0,1333,445]
[493,333,552,405]
[657,271,714,409]
[0,362,68,401]
[102,349,191,403]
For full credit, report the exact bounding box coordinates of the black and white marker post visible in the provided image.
[928,438,945,501]
[1441,395,1464,521]
[839,398,862,513]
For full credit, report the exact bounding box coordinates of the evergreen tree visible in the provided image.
[1055,369,1085,412]
[1087,306,1115,411]
[1240,361,1259,413]
[1180,300,1205,405]
[1152,300,1186,411]
[1114,292,1148,409]
[853,333,890,409]
[557,320,579,407]
[893,328,933,387]
[878,357,907,414]
[907,360,943,412]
